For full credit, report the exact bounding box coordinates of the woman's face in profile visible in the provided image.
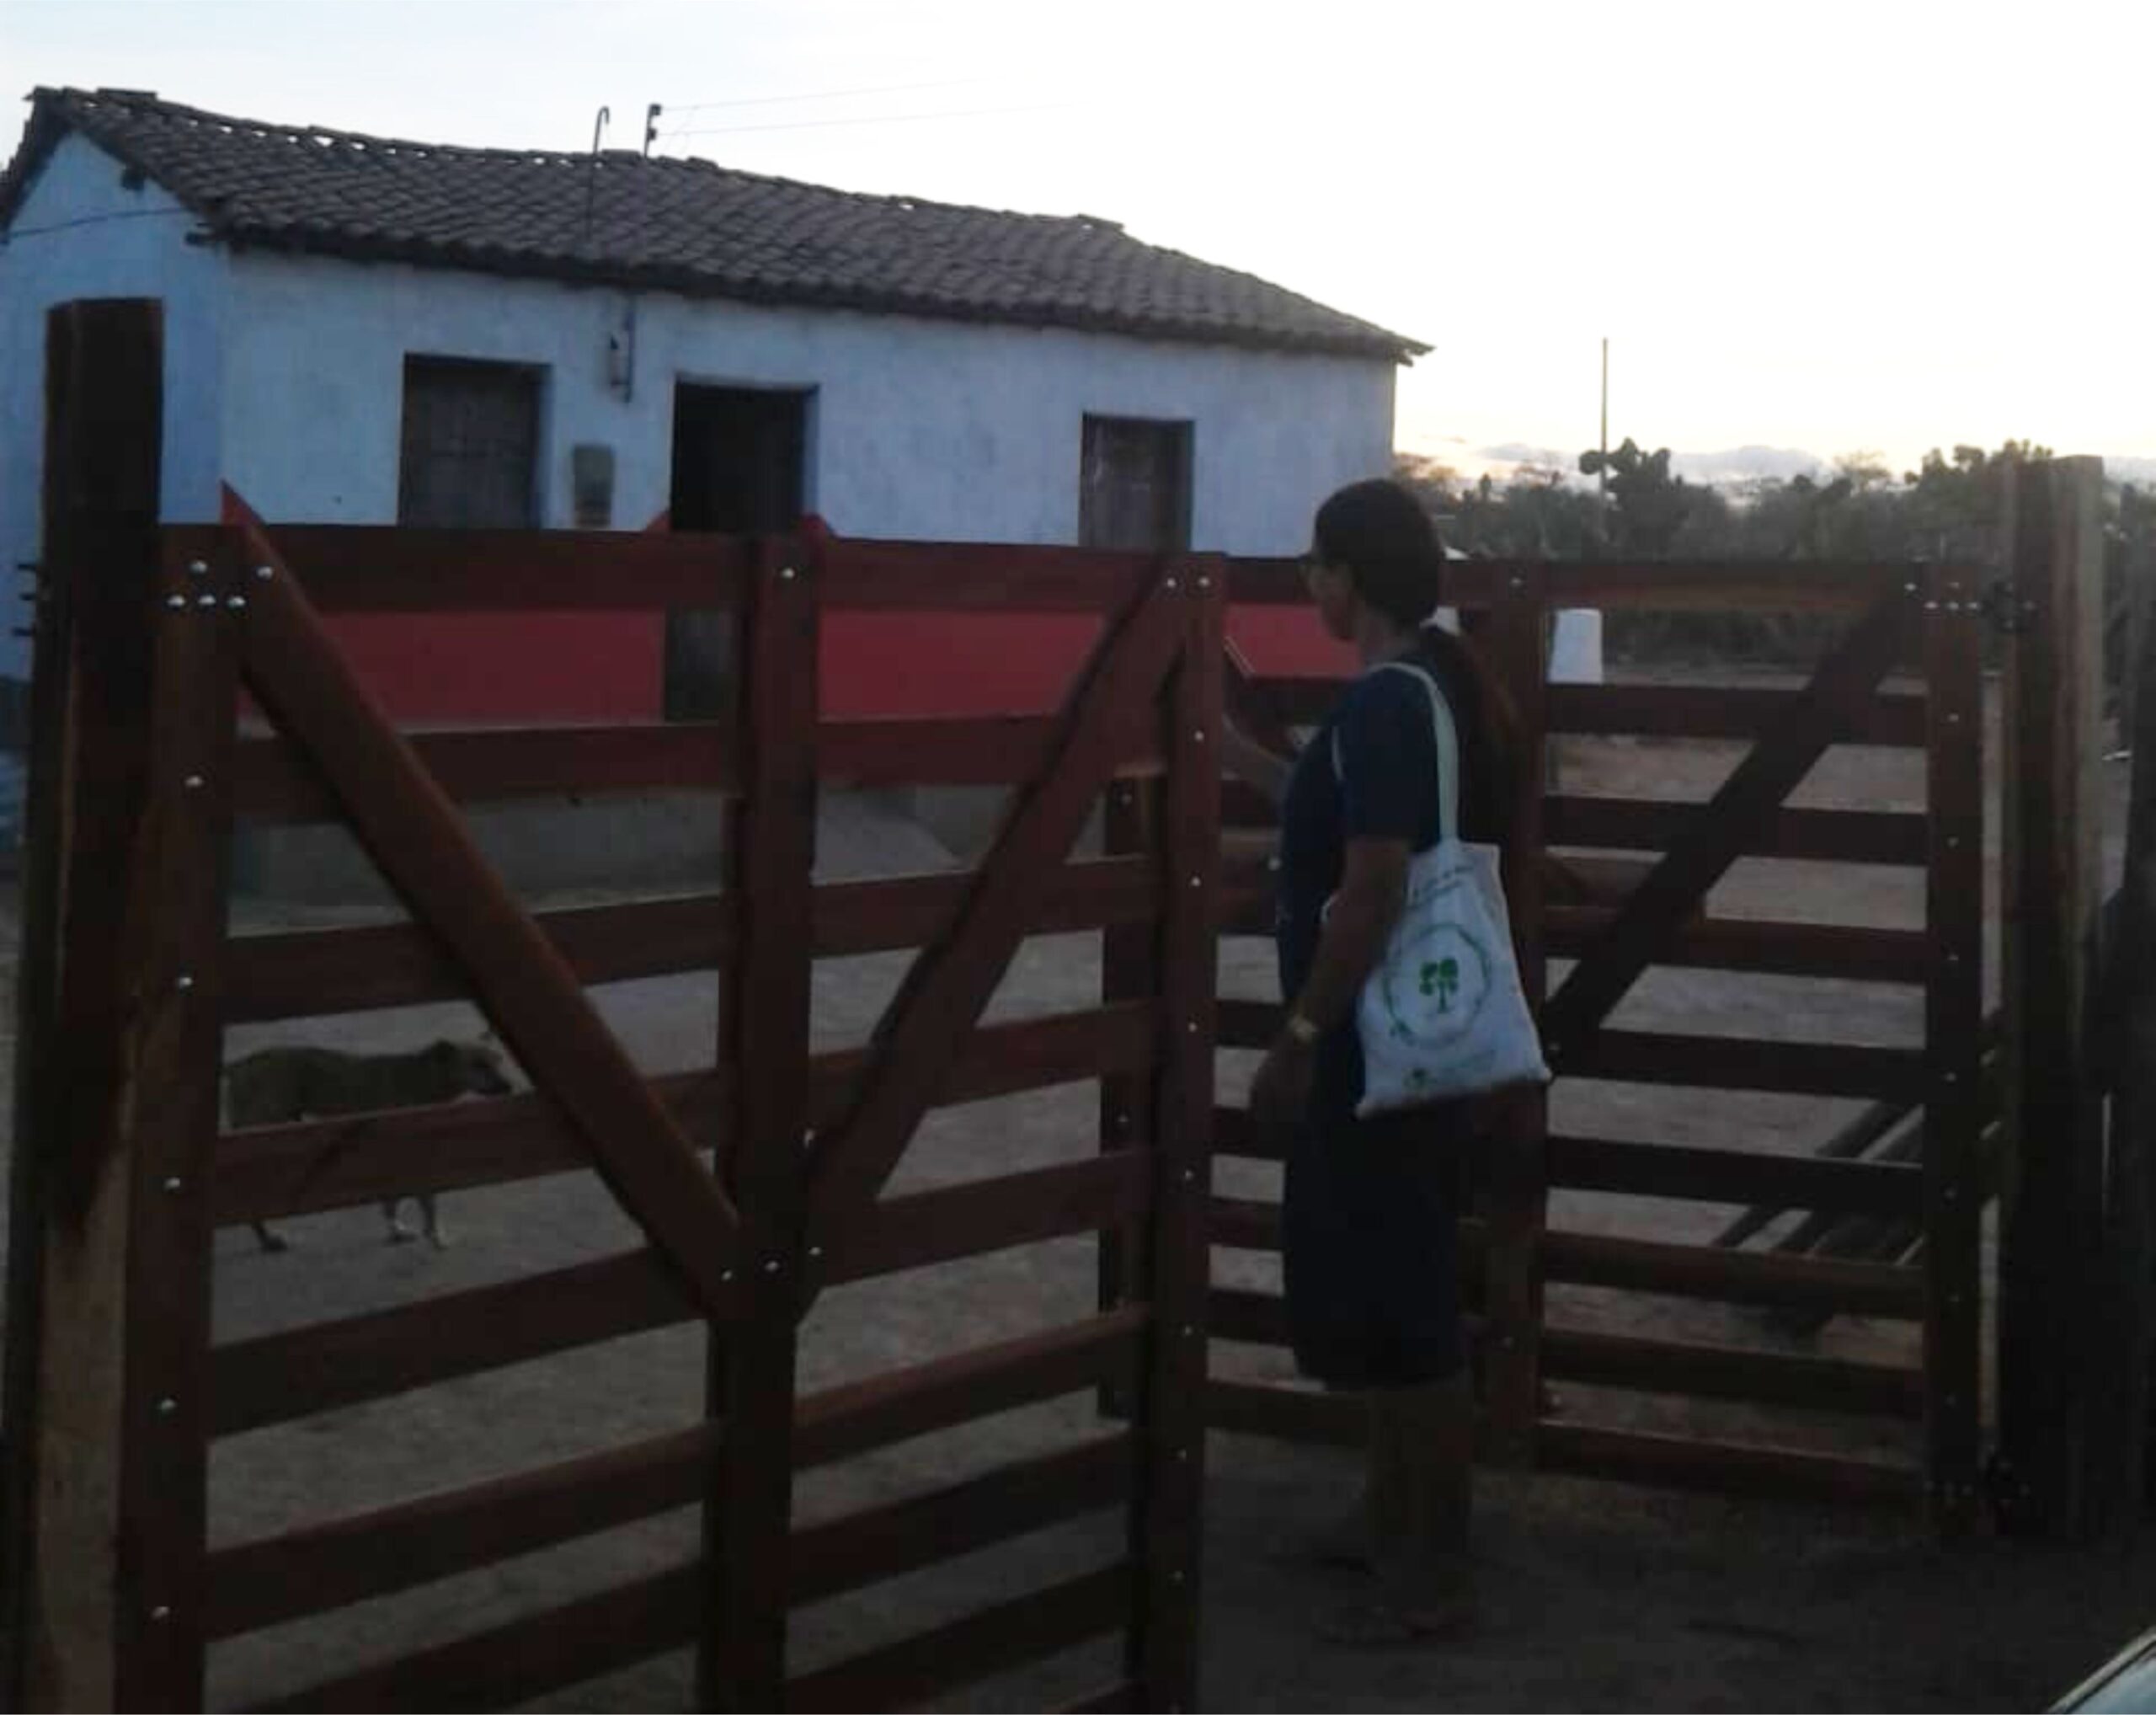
[1300,550,1357,641]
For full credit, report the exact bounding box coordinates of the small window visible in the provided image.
[1080,415,1193,552]
[398,357,543,527]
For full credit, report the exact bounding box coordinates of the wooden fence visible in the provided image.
[1193,552,1992,1521]
[5,297,2084,1712]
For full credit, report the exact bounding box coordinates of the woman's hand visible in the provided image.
[1248,1034,1317,1128]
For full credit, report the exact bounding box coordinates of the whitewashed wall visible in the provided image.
[216,249,1397,552]
[0,133,230,679]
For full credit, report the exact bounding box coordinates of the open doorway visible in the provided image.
[664,384,810,719]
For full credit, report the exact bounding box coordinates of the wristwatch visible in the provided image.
[1283,1011,1321,1050]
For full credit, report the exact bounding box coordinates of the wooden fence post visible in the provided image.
[700,533,818,1707]
[1997,455,2109,1536]
[1098,771,1161,1418]
[1479,569,1550,1464]
[1921,562,1985,1533]
[1127,556,1220,1712]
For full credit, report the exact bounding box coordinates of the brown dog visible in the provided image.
[224,1039,514,1251]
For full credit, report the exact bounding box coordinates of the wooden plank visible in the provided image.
[1539,1327,1924,1418]
[1998,458,2111,1539]
[232,723,739,821]
[1097,777,1160,1419]
[1481,565,1551,1467]
[209,1250,690,1435]
[821,715,1162,788]
[1559,1031,1928,1102]
[205,1321,1142,1643]
[1207,1196,1282,1251]
[820,537,1153,612]
[828,1154,1150,1285]
[1534,1423,1924,1506]
[795,1307,1148,1467]
[1545,911,1929,983]
[212,1072,722,1224]
[211,1009,1153,1228]
[789,1435,1133,1604]
[816,858,1157,956]
[223,896,734,1020]
[109,536,243,1711]
[1225,558,1961,614]
[1204,1380,1361,1446]
[1920,562,1987,1532]
[1547,683,1926,746]
[1545,1135,1926,1216]
[787,1564,1132,1713]
[253,1564,703,1713]
[806,563,1187,1256]
[1129,562,1219,1710]
[1207,1286,1289,1346]
[1540,590,1916,1066]
[206,1422,723,1639]
[8,300,188,1714]
[1543,796,1929,866]
[1543,1230,1924,1316]
[241,522,751,611]
[230,496,744,1319]
[703,534,819,1711]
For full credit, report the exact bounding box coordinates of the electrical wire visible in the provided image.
[0,207,200,243]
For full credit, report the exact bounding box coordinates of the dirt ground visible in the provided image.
[8,666,2156,1711]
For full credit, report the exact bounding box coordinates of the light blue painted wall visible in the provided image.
[217,250,1398,553]
[0,133,228,681]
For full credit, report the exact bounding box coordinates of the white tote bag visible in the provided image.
[1331,663,1550,1118]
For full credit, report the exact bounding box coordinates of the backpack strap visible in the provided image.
[1331,660,1461,844]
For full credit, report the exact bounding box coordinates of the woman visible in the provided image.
[1230,477,1520,1645]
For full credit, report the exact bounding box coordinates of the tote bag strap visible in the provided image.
[1331,660,1461,844]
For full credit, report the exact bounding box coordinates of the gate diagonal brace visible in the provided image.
[1540,589,1914,1061]
[799,559,1194,1295]
[223,492,747,1325]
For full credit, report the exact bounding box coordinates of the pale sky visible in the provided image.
[8,0,2151,477]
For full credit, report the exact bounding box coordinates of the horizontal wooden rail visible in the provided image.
[1544,911,1929,983]
[1543,1229,1925,1316]
[1207,1197,1282,1251]
[206,1313,1145,1639]
[1210,1106,1287,1162]
[1205,1380,1359,1446]
[1546,684,1927,746]
[1538,1327,1924,1418]
[1545,797,1930,866]
[1225,558,1971,614]
[787,1563,1132,1712]
[251,1562,702,1712]
[1557,1032,1929,1102]
[1545,1135,1926,1217]
[1534,1422,1924,1505]
[820,717,1162,788]
[203,522,755,612]
[793,1306,1148,1467]
[215,1006,1155,1225]
[821,1154,1150,1286]
[1208,1286,1289,1345]
[821,539,1155,612]
[789,1435,1133,1604]
[234,724,739,821]
[206,1420,722,1639]
[216,1118,1155,1435]
[211,1249,693,1436]
[224,858,1161,1022]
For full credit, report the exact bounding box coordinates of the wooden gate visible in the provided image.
[4,303,1219,1712]
[1201,556,1990,1525]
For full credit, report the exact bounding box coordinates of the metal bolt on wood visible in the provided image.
[150,1605,172,1622]
[174,974,194,991]
[155,1397,176,1417]
[185,559,207,576]
[162,1177,181,1193]
[778,566,797,581]
[195,594,216,609]
[164,595,185,610]
[227,596,247,611]
[183,774,204,790]
[253,564,273,580]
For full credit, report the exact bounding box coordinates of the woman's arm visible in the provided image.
[1247,837,1409,1122]
[1220,719,1294,807]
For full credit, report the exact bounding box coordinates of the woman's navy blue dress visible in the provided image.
[1274,642,1501,1391]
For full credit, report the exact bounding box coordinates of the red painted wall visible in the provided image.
[228,494,1347,724]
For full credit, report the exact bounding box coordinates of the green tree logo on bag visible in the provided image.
[1381,923,1492,1048]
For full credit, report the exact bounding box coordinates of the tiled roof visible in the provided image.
[2,88,1425,361]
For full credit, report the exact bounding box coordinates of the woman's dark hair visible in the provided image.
[1312,478,1444,629]
[1314,477,1527,845]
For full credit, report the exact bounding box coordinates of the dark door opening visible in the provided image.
[664,385,809,720]
[1079,415,1193,553]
